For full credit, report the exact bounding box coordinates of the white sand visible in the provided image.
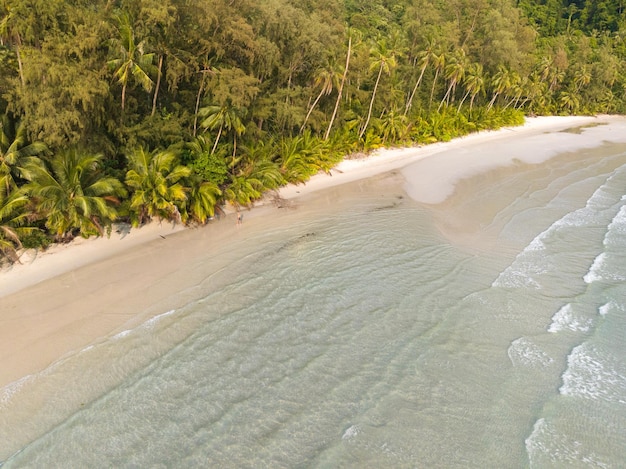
[0,114,616,389]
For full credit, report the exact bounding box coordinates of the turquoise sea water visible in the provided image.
[2,123,626,467]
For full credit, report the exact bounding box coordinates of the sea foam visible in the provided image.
[559,344,626,404]
[547,304,592,333]
[508,338,553,367]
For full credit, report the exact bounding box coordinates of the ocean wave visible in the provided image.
[547,304,593,333]
[492,168,626,289]
[559,344,626,404]
[508,338,553,367]
[525,417,611,468]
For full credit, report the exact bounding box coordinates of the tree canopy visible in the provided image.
[1,0,625,260]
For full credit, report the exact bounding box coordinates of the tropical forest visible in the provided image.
[1,0,625,261]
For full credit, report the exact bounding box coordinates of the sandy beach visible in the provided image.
[0,114,616,390]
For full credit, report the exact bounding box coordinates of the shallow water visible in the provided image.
[2,124,626,467]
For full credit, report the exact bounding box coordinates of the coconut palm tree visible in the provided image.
[0,117,47,191]
[439,49,467,111]
[300,58,340,133]
[574,65,592,92]
[182,174,222,225]
[380,110,409,144]
[108,13,155,111]
[199,101,246,156]
[457,63,484,113]
[125,147,191,226]
[325,29,359,141]
[22,149,126,241]
[0,184,37,262]
[487,65,514,111]
[360,36,398,139]
[428,50,446,110]
[405,39,437,116]
[559,90,580,113]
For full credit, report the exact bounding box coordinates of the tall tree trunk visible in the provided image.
[360,64,383,139]
[325,36,351,141]
[404,62,428,115]
[15,39,25,87]
[151,54,164,117]
[193,72,207,137]
[458,89,471,112]
[121,81,127,111]
[211,123,223,154]
[300,87,326,134]
[429,68,440,111]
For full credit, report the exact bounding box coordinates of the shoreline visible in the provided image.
[0,114,617,390]
[0,115,603,299]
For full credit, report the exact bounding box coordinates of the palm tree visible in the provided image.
[439,49,467,111]
[487,65,514,111]
[300,58,339,133]
[428,51,446,110]
[380,110,408,144]
[559,90,580,113]
[457,63,484,113]
[325,30,358,141]
[0,185,37,262]
[574,65,592,92]
[108,13,155,111]
[360,37,398,139]
[22,149,126,241]
[0,117,47,191]
[182,174,222,225]
[199,101,246,156]
[125,147,191,226]
[405,39,437,115]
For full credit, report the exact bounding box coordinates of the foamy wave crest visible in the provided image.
[583,251,626,284]
[605,204,626,242]
[583,253,606,284]
[548,304,593,333]
[495,170,626,290]
[508,338,553,367]
[0,375,33,407]
[598,302,612,316]
[112,309,178,341]
[525,417,611,468]
[560,344,626,404]
[584,203,626,283]
[144,309,176,328]
[492,260,545,289]
[342,424,360,441]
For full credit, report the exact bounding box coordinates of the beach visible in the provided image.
[0,115,613,389]
[2,114,626,466]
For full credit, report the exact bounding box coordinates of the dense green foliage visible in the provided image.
[0,0,624,260]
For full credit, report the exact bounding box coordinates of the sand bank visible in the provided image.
[0,114,618,389]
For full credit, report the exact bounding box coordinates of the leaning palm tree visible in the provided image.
[405,38,437,115]
[300,58,340,133]
[360,36,398,139]
[199,101,246,156]
[439,49,467,111]
[487,65,514,111]
[125,147,191,226]
[457,63,485,113]
[325,29,360,141]
[22,149,126,241]
[0,184,37,262]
